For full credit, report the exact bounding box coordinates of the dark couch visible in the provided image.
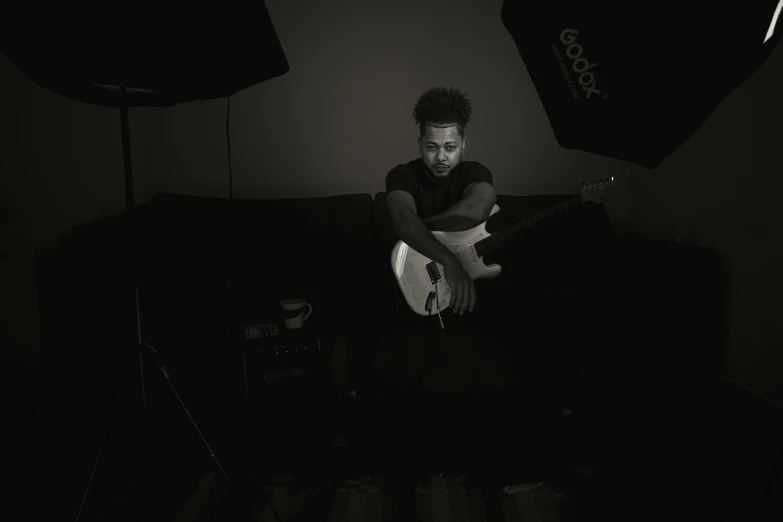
[36,191,729,432]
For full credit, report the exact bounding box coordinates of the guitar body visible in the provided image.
[390,204,503,316]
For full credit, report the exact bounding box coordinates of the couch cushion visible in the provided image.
[67,192,375,350]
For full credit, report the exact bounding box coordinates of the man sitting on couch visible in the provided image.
[326,86,611,445]
[383,85,596,332]
[385,85,496,327]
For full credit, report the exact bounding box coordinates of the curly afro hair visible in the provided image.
[412,86,473,138]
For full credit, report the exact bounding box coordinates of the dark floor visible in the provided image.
[5,375,782,522]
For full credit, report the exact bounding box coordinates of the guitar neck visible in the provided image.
[475,195,583,257]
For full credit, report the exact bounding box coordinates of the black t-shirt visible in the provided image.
[385,158,493,219]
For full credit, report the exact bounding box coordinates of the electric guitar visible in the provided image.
[390,177,618,316]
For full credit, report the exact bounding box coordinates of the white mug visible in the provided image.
[280,298,312,330]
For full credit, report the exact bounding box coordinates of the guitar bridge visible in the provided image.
[425,261,442,285]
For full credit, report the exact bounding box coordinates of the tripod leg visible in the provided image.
[75,395,132,522]
[145,342,234,489]
[75,435,107,522]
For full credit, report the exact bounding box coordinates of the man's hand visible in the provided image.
[443,258,476,315]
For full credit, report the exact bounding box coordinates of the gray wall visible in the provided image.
[630,41,783,405]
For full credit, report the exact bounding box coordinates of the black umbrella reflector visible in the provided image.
[1,4,289,108]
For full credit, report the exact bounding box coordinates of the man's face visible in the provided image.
[418,125,466,179]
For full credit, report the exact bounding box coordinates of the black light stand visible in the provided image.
[119,87,234,482]
[74,90,243,521]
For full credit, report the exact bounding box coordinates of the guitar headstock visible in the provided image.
[580,177,618,204]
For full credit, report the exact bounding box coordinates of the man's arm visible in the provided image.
[387,189,480,315]
[424,181,497,231]
[386,191,459,268]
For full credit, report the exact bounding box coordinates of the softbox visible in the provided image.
[501,0,782,169]
[1,6,289,107]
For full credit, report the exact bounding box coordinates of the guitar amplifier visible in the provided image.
[242,335,330,433]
